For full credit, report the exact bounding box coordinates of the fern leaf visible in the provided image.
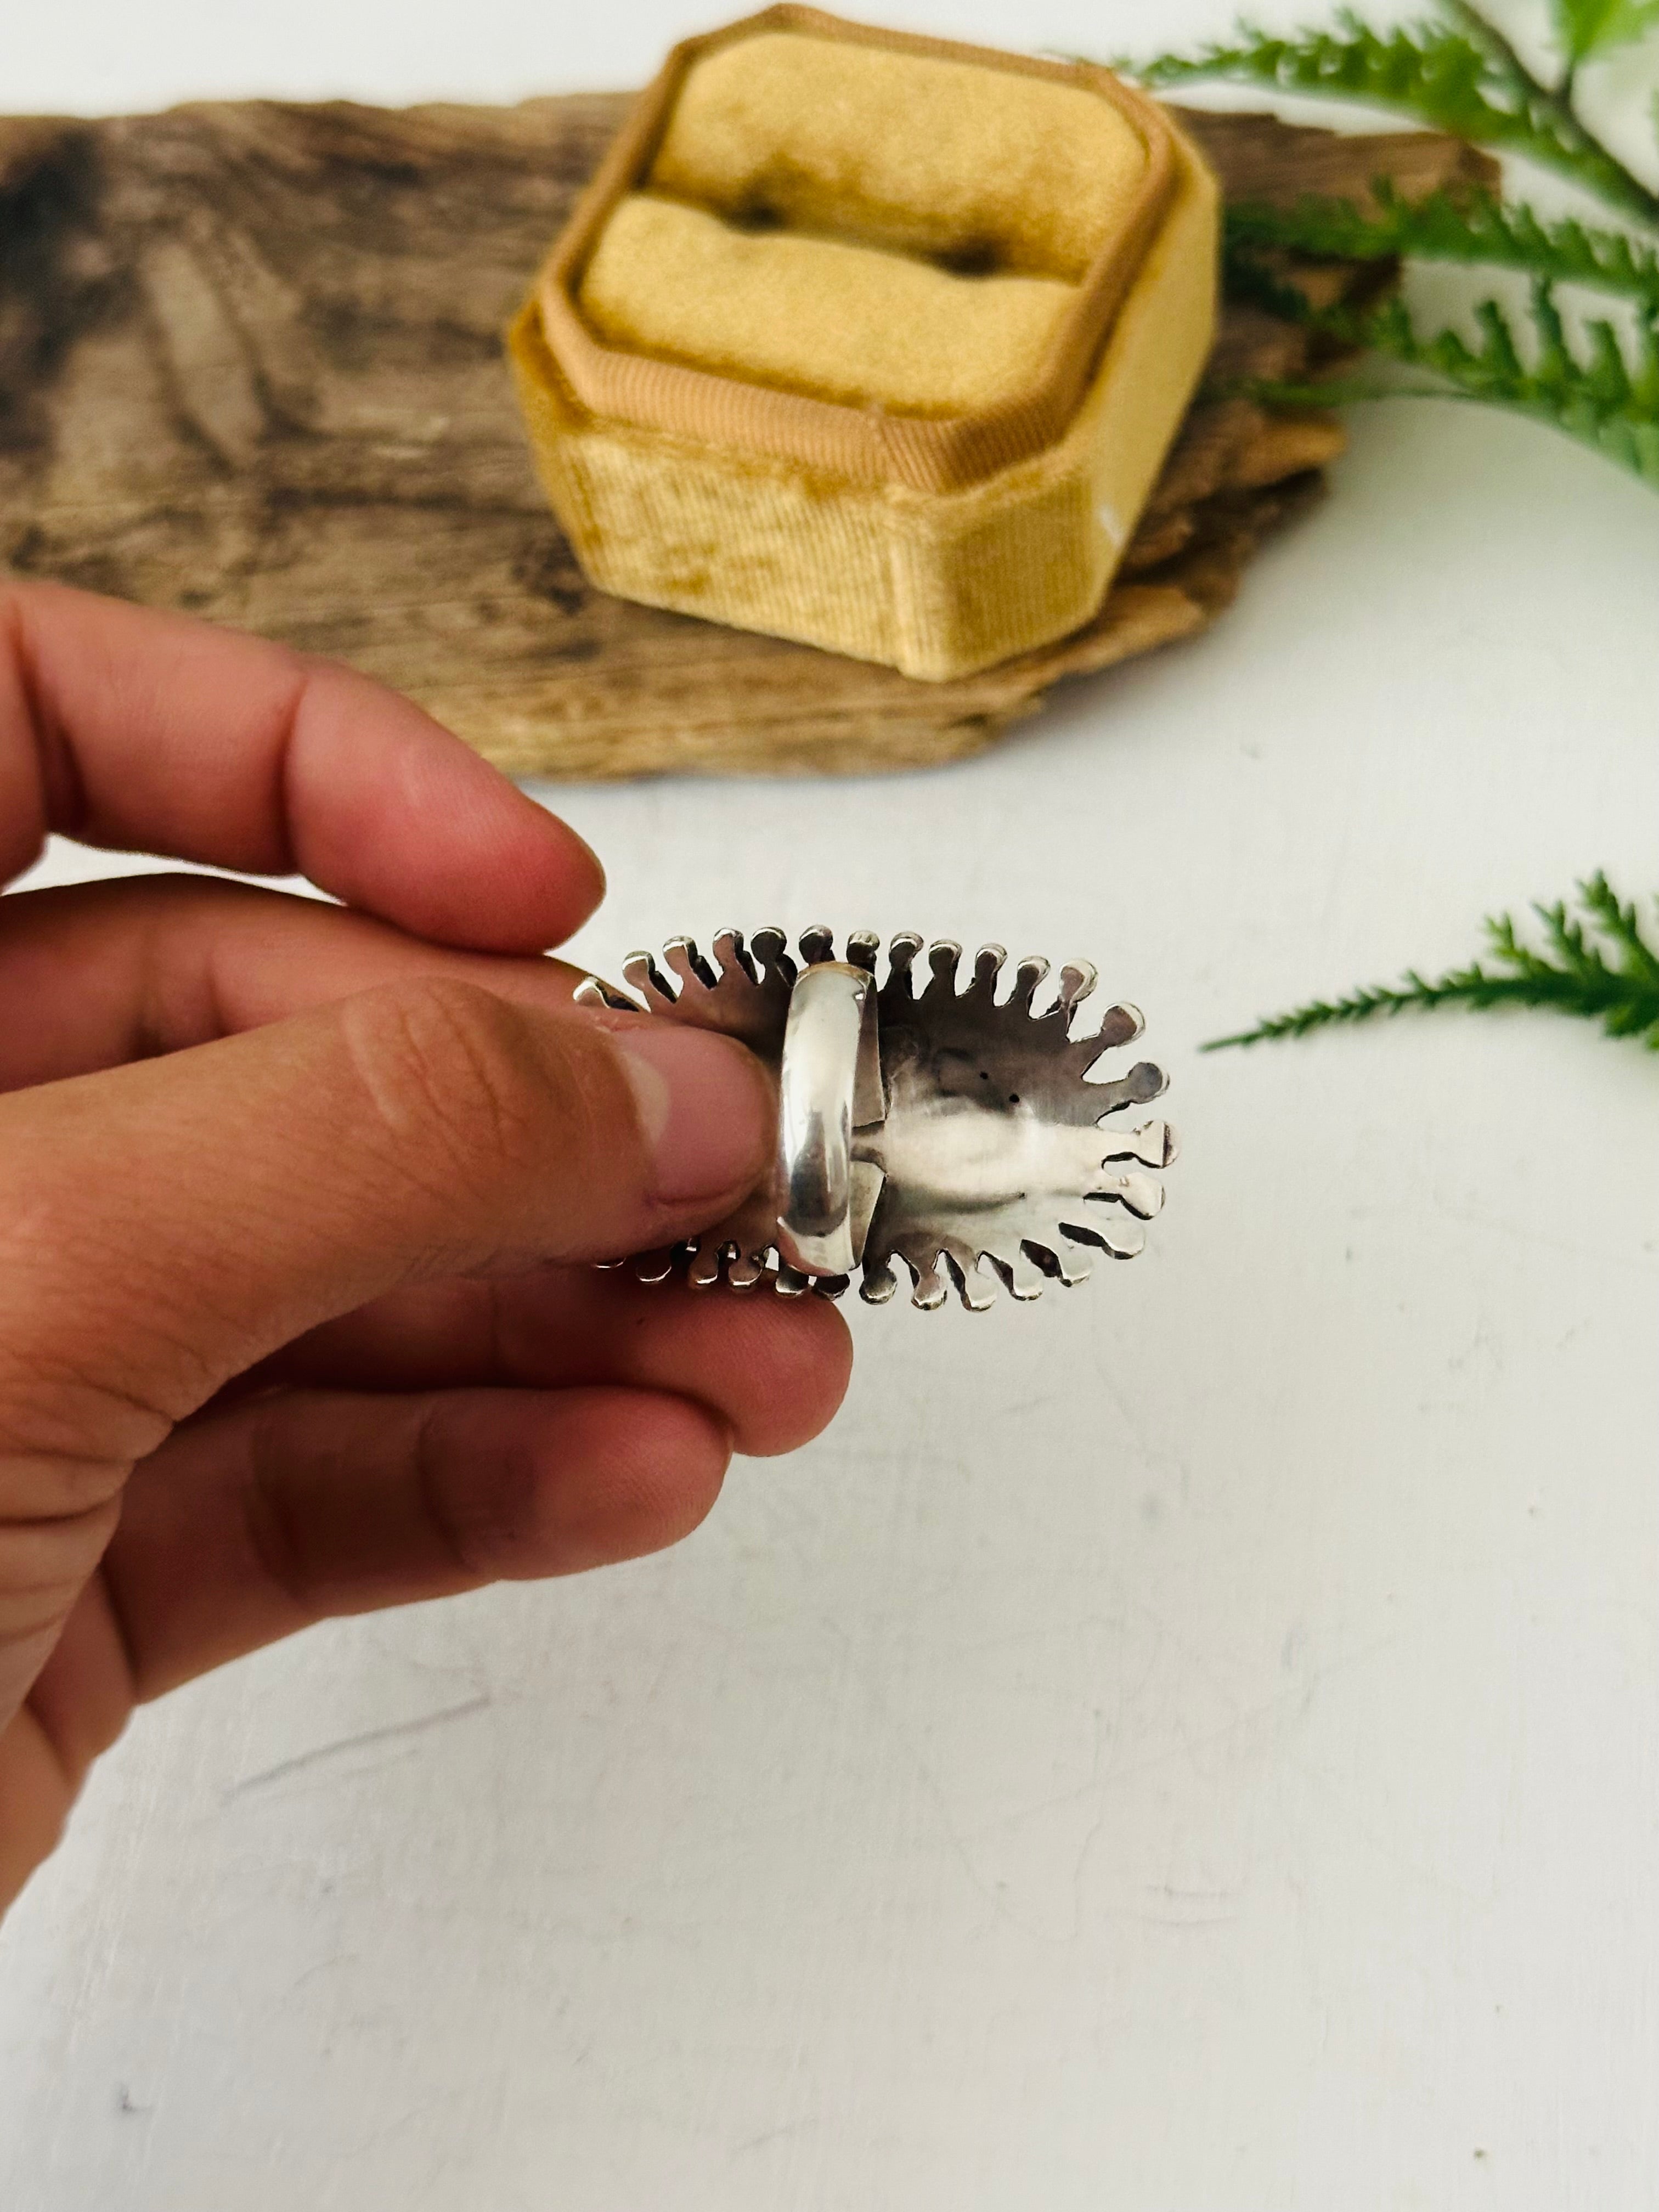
[1206,878,1659,1052]
[1132,13,1521,141]
[1224,186,1659,314]
[1130,7,1659,227]
[1222,252,1659,488]
[1551,0,1659,66]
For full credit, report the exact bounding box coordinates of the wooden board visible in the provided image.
[0,97,1494,778]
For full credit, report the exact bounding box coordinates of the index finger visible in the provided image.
[0,583,604,953]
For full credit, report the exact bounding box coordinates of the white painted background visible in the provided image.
[3,5,1657,2208]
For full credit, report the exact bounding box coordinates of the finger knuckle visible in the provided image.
[413,1400,524,1583]
[0,1498,120,1641]
[0,1193,195,1465]
[339,977,567,1197]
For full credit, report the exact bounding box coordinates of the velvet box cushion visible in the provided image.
[579,26,1147,421]
[578,194,1080,417]
[645,26,1152,281]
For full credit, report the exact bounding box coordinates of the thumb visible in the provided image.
[0,977,769,1442]
[0,977,766,1705]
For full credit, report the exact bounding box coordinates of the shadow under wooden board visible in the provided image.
[0,98,1493,779]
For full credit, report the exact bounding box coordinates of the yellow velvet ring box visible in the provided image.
[509,6,1218,682]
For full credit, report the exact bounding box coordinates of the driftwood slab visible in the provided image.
[0,97,1493,778]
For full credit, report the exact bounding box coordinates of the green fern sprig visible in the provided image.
[1206,875,1659,1050]
[1227,183,1659,312]
[1442,0,1659,224]
[1141,8,1513,129]
[1132,10,1533,145]
[1223,251,1659,484]
[1132,3,1659,225]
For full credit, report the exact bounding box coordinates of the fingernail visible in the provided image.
[614,1026,772,1205]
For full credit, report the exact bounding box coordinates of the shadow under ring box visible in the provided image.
[510,5,1218,682]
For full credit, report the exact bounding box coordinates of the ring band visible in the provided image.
[775,961,882,1276]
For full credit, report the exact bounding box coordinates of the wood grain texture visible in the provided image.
[0,97,1495,778]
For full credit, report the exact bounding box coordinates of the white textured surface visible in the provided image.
[3,7,1659,2208]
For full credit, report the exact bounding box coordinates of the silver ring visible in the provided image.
[774,961,882,1277]
[577,927,1173,1310]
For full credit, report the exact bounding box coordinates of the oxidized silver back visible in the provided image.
[577,927,1176,1312]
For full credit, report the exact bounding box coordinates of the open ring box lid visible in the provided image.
[509,6,1218,685]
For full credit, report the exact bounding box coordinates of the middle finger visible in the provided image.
[0,873,590,1092]
[244,1268,855,1461]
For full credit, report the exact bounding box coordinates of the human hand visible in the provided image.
[0,584,850,1914]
